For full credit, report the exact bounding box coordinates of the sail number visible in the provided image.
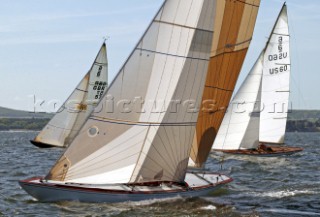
[268,52,288,61]
[93,81,107,99]
[269,65,288,74]
[268,36,288,62]
[97,66,103,77]
[268,36,289,75]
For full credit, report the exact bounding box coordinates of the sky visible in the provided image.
[0,0,318,111]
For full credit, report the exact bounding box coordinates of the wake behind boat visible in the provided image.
[212,3,303,157]
[19,172,232,203]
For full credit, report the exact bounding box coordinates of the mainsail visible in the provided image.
[33,44,108,148]
[190,0,261,166]
[259,4,290,144]
[212,4,290,150]
[46,0,218,184]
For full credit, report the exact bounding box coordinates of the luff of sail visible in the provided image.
[190,0,261,167]
[32,44,108,148]
[259,4,290,144]
[46,0,217,184]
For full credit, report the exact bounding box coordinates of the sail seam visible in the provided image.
[94,62,108,66]
[46,123,81,131]
[135,48,210,61]
[235,0,260,7]
[225,38,252,48]
[273,33,290,36]
[90,117,196,126]
[210,47,248,58]
[205,85,234,92]
[75,88,88,93]
[153,20,214,34]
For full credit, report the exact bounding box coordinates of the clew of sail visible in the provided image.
[45,0,217,184]
[189,0,261,167]
[33,44,108,148]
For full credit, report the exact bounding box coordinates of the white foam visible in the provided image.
[123,196,183,206]
[200,205,216,210]
[252,189,317,198]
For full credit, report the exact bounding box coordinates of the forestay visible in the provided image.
[33,44,108,147]
[46,0,216,184]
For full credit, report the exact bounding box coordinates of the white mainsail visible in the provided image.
[33,43,108,148]
[212,4,290,150]
[259,5,290,144]
[46,0,217,184]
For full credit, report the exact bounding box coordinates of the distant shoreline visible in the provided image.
[0,107,319,132]
[0,117,319,133]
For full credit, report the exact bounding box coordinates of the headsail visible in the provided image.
[46,0,217,184]
[212,52,263,150]
[190,0,261,167]
[259,4,290,144]
[33,44,108,148]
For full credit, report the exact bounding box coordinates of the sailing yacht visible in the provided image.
[212,4,303,156]
[20,0,260,202]
[30,43,108,148]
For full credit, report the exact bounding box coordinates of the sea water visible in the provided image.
[0,132,319,216]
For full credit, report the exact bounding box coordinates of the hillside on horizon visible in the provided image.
[0,106,53,119]
[0,106,319,120]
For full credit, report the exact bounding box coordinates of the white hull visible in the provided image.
[19,172,232,203]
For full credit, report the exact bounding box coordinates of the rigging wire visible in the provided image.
[288,9,309,110]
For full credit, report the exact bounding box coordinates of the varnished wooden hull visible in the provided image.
[216,146,303,157]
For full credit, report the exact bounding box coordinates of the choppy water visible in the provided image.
[0,132,319,217]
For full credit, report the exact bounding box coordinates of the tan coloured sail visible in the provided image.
[33,44,108,148]
[190,0,261,167]
[46,0,217,184]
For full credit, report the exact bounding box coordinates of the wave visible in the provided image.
[199,205,217,210]
[261,208,320,216]
[251,189,318,198]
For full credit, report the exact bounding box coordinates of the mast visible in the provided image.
[190,0,261,167]
[33,43,108,147]
[259,3,290,144]
[46,0,218,184]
